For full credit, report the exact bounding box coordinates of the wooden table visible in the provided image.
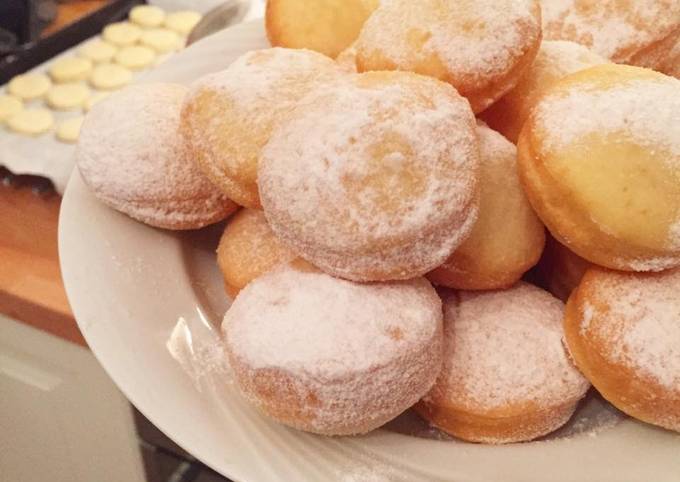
[0,180,84,346]
[0,1,122,347]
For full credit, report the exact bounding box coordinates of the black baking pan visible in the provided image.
[0,0,144,85]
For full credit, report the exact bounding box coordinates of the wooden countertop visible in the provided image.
[0,0,122,347]
[0,180,85,346]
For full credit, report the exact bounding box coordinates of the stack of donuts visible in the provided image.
[76,0,680,443]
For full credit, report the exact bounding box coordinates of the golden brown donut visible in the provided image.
[180,48,344,208]
[223,263,443,435]
[536,234,592,302]
[564,267,680,433]
[266,0,379,58]
[480,40,607,143]
[258,71,480,282]
[415,284,590,443]
[541,0,680,69]
[216,209,296,297]
[77,83,237,230]
[517,64,680,272]
[354,0,543,113]
[427,123,545,290]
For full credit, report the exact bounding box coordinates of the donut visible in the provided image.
[181,48,344,208]
[480,40,608,143]
[216,209,296,297]
[541,0,680,68]
[223,262,443,435]
[517,64,680,272]
[564,267,680,432]
[354,0,542,113]
[266,0,379,58]
[536,234,592,302]
[77,83,237,230]
[428,123,545,290]
[258,71,479,282]
[415,283,590,443]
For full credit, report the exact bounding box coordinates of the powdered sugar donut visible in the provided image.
[259,71,479,282]
[223,263,443,435]
[77,83,237,230]
[541,0,680,69]
[428,123,544,290]
[354,0,543,113]
[415,283,590,443]
[181,48,344,208]
[266,0,379,58]
[518,64,680,272]
[480,40,608,143]
[217,209,297,297]
[564,267,680,432]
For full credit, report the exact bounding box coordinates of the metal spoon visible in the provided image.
[186,0,252,46]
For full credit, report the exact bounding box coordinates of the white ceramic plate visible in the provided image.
[59,20,680,482]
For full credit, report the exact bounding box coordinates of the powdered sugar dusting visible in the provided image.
[583,269,680,390]
[224,266,441,376]
[356,0,540,79]
[535,77,680,157]
[532,40,608,80]
[191,47,342,110]
[429,283,589,410]
[223,264,443,434]
[259,72,479,281]
[580,302,594,335]
[621,255,680,272]
[77,83,233,227]
[542,0,680,62]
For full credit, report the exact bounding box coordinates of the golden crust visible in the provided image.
[216,209,296,296]
[414,398,579,444]
[427,124,545,290]
[480,40,608,143]
[564,268,680,432]
[416,286,588,443]
[223,265,444,435]
[180,48,343,208]
[541,0,680,64]
[258,71,480,282]
[354,0,542,113]
[77,83,238,230]
[266,0,378,58]
[517,64,680,271]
